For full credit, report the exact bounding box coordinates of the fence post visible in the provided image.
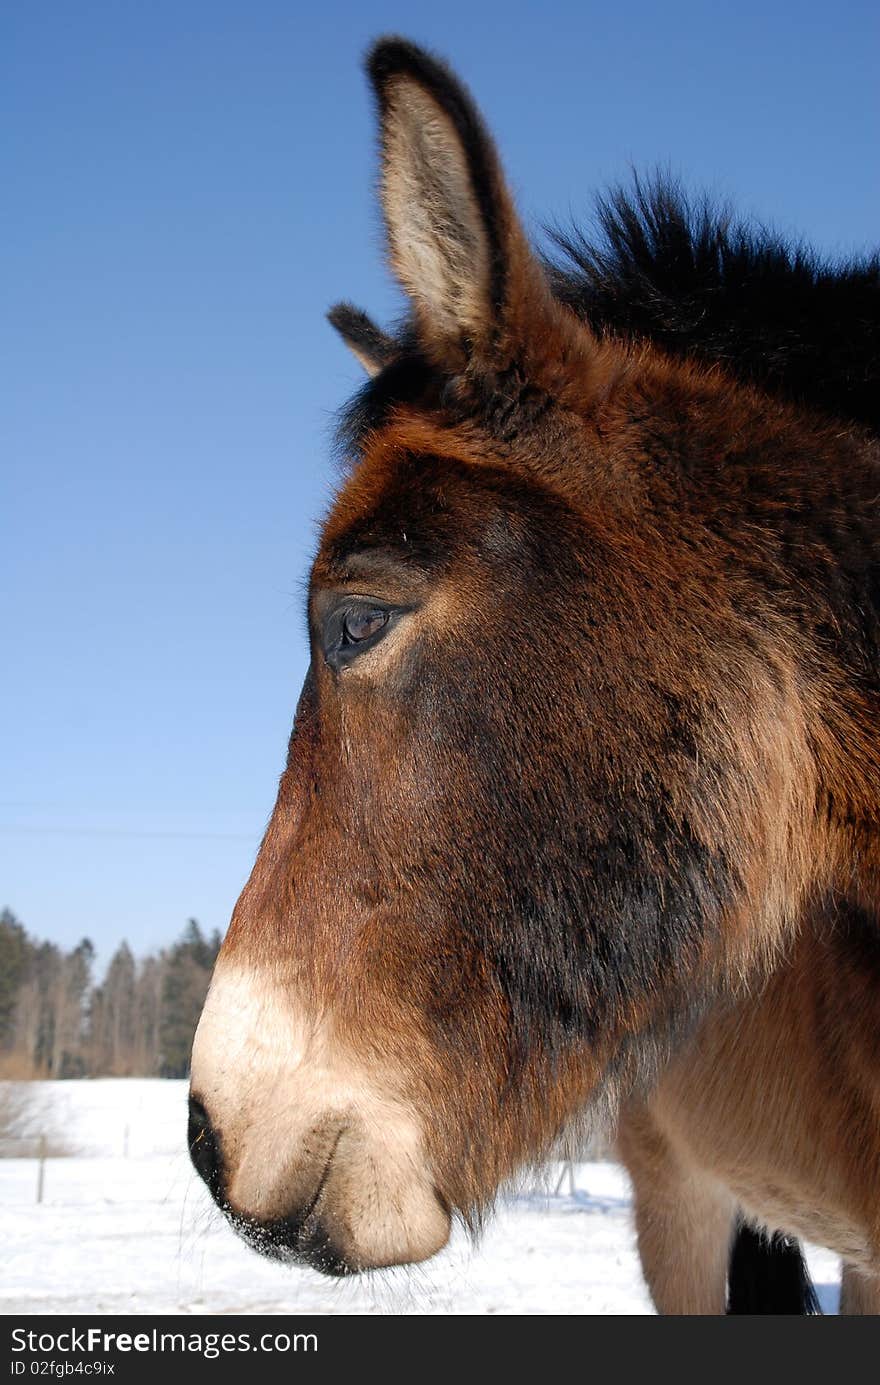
[36,1134,46,1204]
[553,1160,576,1196]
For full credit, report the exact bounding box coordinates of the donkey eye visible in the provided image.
[319,599,398,672]
[342,608,389,644]
[317,595,408,673]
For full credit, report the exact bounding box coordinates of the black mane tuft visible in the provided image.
[546,177,880,434]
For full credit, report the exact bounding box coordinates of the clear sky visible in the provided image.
[3,0,878,969]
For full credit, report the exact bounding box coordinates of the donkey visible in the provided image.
[188,37,880,1298]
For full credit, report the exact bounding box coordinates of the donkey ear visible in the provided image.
[327,303,396,377]
[367,38,548,367]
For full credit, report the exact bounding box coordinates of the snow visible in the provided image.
[0,1079,842,1315]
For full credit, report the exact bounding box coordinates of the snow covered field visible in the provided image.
[1,1080,841,1315]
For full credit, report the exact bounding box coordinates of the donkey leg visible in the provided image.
[630,1171,735,1314]
[839,1264,880,1314]
[617,1106,736,1315]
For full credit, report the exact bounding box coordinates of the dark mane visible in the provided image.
[337,177,880,450]
[547,177,880,435]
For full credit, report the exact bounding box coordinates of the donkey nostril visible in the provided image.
[188,1095,225,1201]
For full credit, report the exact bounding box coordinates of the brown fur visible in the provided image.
[618,905,880,1312]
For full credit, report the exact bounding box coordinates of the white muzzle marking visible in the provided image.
[190,963,450,1267]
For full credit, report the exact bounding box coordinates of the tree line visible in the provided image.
[0,909,220,1079]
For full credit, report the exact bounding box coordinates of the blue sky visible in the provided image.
[2,0,878,969]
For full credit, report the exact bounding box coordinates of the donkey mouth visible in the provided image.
[190,1103,355,1272]
[189,1092,450,1274]
[230,1206,354,1276]
[225,1170,451,1278]
[226,1127,352,1274]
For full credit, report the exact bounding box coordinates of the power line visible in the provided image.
[0,824,259,842]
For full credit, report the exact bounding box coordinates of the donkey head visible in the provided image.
[189,38,819,1273]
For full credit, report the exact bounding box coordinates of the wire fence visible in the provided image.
[0,1128,589,1206]
[0,1081,610,1210]
[0,1123,190,1202]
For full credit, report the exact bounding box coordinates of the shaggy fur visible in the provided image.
[547,179,880,435]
